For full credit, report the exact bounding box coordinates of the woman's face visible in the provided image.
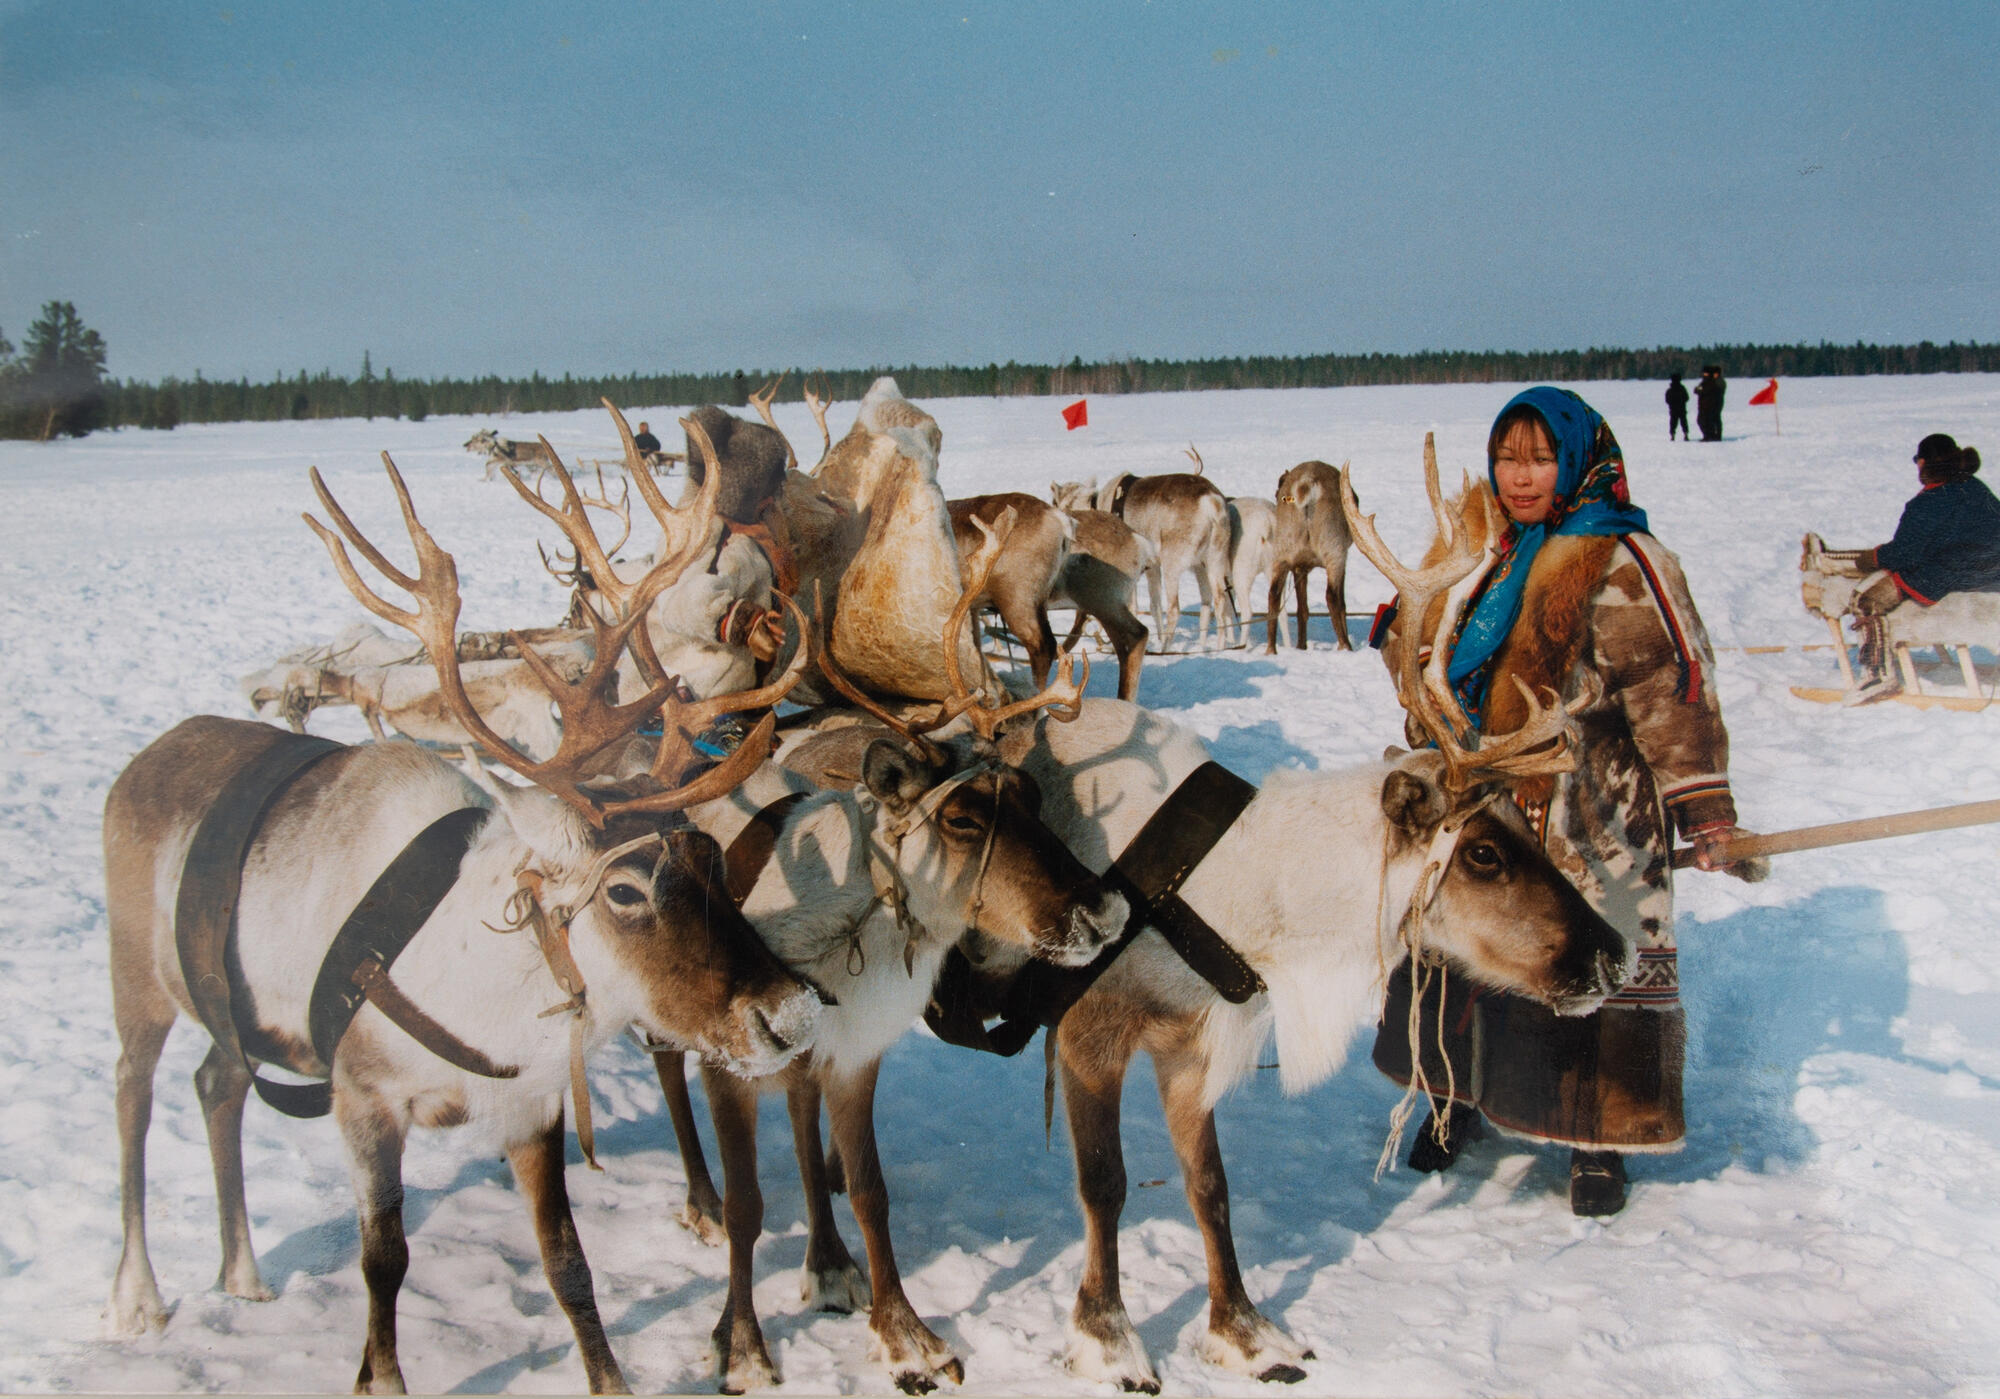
[1493,417,1560,525]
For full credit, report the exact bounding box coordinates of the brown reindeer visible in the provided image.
[106,436,818,1393]
[656,516,1129,1393]
[1052,463,1236,652]
[1265,459,1355,653]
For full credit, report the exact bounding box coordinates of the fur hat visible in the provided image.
[684,404,790,524]
[1916,432,1981,479]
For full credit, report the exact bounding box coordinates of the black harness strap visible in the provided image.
[1105,473,1135,518]
[177,734,521,1121]
[174,733,345,1116]
[923,760,1265,1056]
[306,805,508,1083]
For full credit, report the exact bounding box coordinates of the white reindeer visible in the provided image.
[106,454,817,1394]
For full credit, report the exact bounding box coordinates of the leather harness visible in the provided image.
[714,760,1266,1060]
[174,733,517,1120]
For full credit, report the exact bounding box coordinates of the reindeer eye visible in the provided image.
[1460,842,1505,876]
[941,812,984,838]
[604,881,649,908]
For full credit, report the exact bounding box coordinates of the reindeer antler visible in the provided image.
[517,459,632,593]
[1184,444,1205,474]
[1339,433,1582,793]
[940,508,1089,740]
[747,373,800,471]
[804,372,835,474]
[306,442,785,825]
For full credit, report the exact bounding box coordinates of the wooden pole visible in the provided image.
[1672,796,2000,869]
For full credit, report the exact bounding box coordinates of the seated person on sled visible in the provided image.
[1843,434,2000,697]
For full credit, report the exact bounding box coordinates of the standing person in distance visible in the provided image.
[1371,386,1764,1217]
[1666,372,1691,441]
[1694,365,1726,441]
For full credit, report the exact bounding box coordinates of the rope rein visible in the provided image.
[1373,793,1497,1180]
[485,831,665,1172]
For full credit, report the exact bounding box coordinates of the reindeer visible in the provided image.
[1225,495,1279,648]
[1265,459,1355,654]
[769,436,1627,1391]
[1052,451,1236,651]
[105,444,819,1395]
[1799,531,2000,701]
[952,493,1155,703]
[657,521,1131,1393]
[464,426,559,482]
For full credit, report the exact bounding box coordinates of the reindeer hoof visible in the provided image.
[1257,1363,1308,1384]
[1121,1379,1162,1396]
[677,1198,726,1248]
[894,1374,936,1396]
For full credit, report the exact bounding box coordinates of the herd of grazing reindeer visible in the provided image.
[108,377,1627,1395]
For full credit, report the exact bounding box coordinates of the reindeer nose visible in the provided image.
[798,973,840,1008]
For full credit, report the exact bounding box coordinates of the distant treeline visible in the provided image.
[102,340,2000,430]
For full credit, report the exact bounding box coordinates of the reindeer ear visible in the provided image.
[994,718,1039,769]
[1381,766,1448,834]
[862,738,934,814]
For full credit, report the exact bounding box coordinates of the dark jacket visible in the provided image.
[1876,476,2000,603]
[1665,380,1689,411]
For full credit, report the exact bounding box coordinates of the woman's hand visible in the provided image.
[1689,823,1769,883]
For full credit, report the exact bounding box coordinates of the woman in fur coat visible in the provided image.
[1372,386,1764,1216]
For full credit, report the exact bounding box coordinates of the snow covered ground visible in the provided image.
[3,374,1999,1396]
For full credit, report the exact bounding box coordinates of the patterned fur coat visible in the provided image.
[1374,492,1738,1152]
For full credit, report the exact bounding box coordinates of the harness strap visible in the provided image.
[174,733,345,1116]
[307,806,506,1078]
[1106,473,1135,519]
[923,760,1264,1056]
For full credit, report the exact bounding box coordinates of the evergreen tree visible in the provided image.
[0,301,109,439]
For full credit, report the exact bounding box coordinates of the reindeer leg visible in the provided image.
[1104,605,1148,703]
[507,1111,629,1394]
[108,996,174,1334]
[824,1060,961,1394]
[1058,1025,1157,1393]
[788,1073,868,1311]
[1292,570,1310,650]
[1145,561,1169,652]
[338,1095,411,1396]
[192,1044,274,1303]
[702,1064,778,1394]
[1264,574,1285,656]
[1155,1047,1313,1383]
[1327,566,1351,651]
[652,1050,724,1245]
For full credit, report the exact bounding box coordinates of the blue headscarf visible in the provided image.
[1446,387,1649,723]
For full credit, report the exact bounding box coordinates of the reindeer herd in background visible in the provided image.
[117,378,1638,1394]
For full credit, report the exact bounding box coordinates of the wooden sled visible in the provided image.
[1791,623,1993,711]
[1789,685,1991,712]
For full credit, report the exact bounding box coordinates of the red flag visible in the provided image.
[1748,378,1778,406]
[1061,398,1088,430]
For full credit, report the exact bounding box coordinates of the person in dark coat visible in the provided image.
[631,420,664,462]
[1848,434,2000,695]
[1693,365,1725,441]
[1665,373,1691,440]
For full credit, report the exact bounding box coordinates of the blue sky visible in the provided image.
[4,0,1993,382]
